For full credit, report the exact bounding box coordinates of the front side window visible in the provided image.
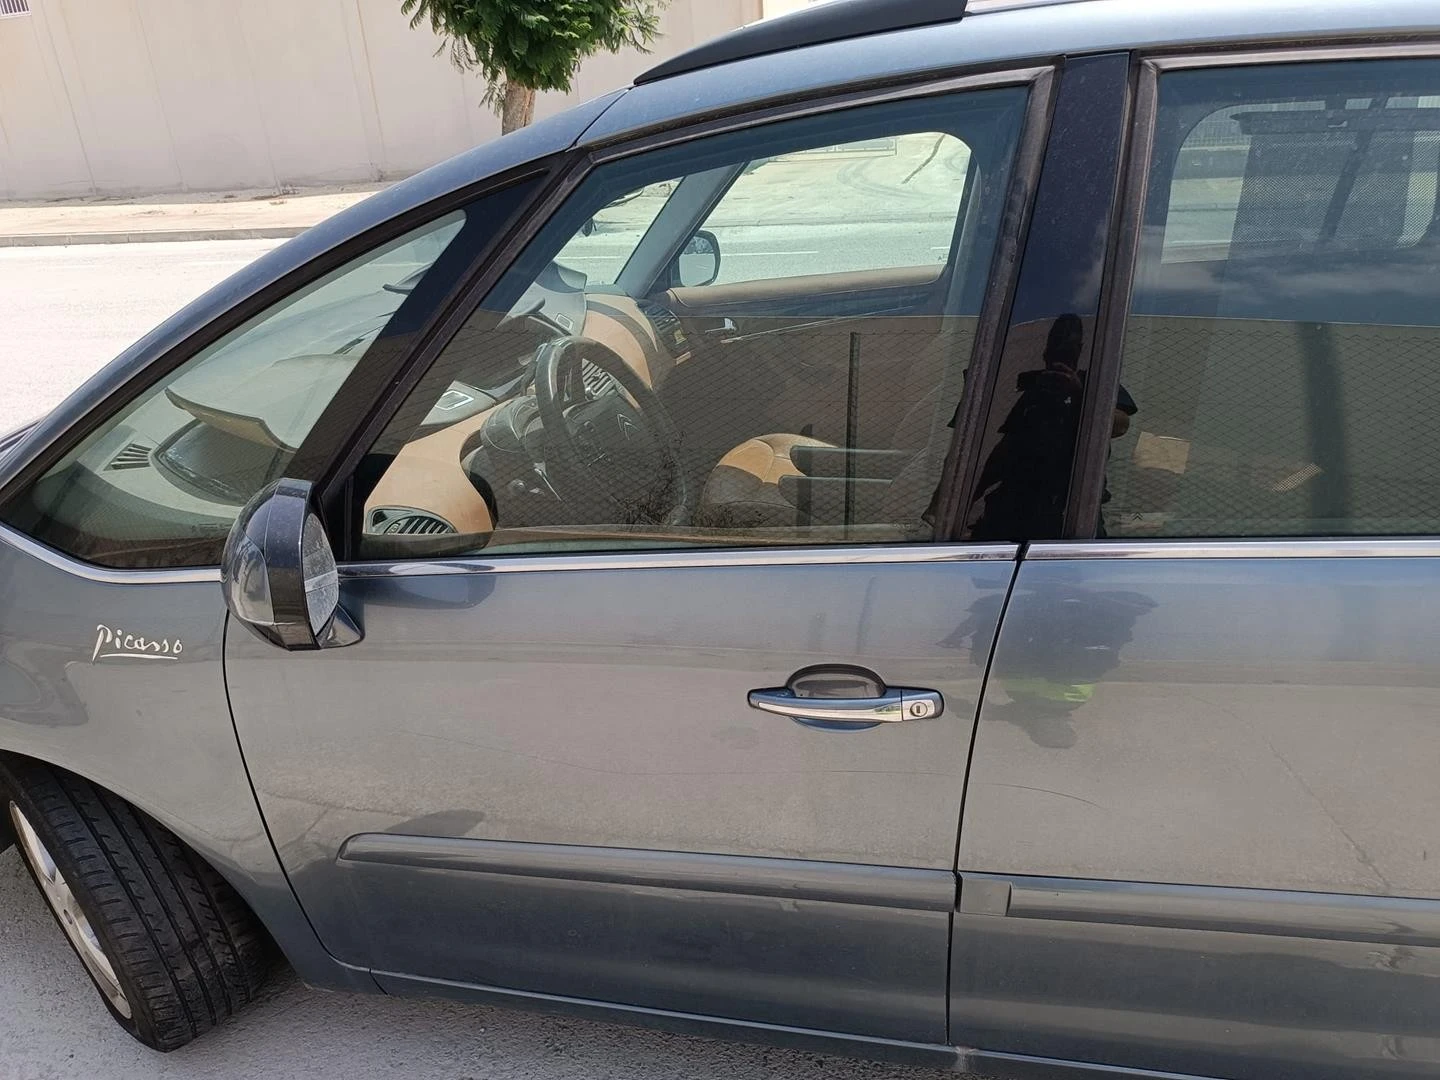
[353,86,1031,560]
[3,213,468,567]
[1105,58,1440,538]
[550,182,676,287]
[697,132,973,286]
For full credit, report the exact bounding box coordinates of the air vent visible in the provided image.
[637,301,688,357]
[107,442,153,470]
[581,360,618,398]
[0,0,31,17]
[386,514,455,536]
[369,508,457,536]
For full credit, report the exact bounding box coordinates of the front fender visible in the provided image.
[0,527,370,992]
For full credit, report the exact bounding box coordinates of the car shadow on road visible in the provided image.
[1,850,967,1080]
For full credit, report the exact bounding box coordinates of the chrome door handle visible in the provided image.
[747,687,944,724]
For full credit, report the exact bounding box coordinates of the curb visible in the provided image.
[0,226,309,249]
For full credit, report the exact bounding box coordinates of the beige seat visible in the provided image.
[695,321,975,532]
[696,433,833,528]
[696,390,961,530]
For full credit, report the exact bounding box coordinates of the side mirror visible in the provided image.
[222,478,361,651]
[676,230,721,288]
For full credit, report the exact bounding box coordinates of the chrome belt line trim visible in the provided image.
[1029,539,1440,561]
[340,543,1019,578]
[0,522,220,585]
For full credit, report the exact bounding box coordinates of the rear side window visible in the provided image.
[1105,58,1440,538]
[1,213,469,568]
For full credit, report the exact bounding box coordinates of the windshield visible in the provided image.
[550,181,677,285]
[150,214,467,451]
[5,212,466,567]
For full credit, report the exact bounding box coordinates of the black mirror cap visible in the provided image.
[222,478,360,651]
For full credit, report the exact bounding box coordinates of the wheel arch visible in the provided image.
[0,745,373,994]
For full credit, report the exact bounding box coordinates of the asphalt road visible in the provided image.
[0,239,972,1078]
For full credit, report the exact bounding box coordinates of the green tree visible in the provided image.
[401,0,667,135]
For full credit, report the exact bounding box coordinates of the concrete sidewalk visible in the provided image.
[0,184,385,248]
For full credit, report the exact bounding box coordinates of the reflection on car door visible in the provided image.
[230,549,1014,1041]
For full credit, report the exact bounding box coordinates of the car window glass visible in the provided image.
[699,132,972,286]
[2,213,466,568]
[353,86,1030,560]
[551,181,677,286]
[1161,96,1440,264]
[1105,59,1440,538]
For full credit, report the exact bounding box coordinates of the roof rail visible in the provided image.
[634,0,968,86]
[965,0,1088,12]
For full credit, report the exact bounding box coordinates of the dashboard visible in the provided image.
[362,268,692,545]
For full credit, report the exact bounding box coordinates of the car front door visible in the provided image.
[956,48,1440,1080]
[222,71,1045,1044]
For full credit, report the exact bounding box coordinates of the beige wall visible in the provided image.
[0,0,760,199]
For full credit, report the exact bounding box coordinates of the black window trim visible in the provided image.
[930,64,1058,541]
[941,50,1136,545]
[1063,38,1440,543]
[321,62,1059,561]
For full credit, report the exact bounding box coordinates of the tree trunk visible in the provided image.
[501,83,536,134]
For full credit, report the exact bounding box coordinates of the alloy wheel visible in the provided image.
[8,800,132,1019]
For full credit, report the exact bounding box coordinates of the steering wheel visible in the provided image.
[532,337,690,526]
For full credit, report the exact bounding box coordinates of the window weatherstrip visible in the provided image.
[1028,539,1440,561]
[1148,42,1440,73]
[0,522,220,584]
[340,543,1018,579]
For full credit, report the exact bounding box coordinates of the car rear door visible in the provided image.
[955,47,1440,1080]
[222,69,1049,1045]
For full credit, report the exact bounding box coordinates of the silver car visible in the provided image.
[4,1,1440,1076]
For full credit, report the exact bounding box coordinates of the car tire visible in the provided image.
[0,755,275,1051]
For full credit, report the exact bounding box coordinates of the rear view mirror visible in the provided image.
[676,230,721,288]
[222,478,361,651]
